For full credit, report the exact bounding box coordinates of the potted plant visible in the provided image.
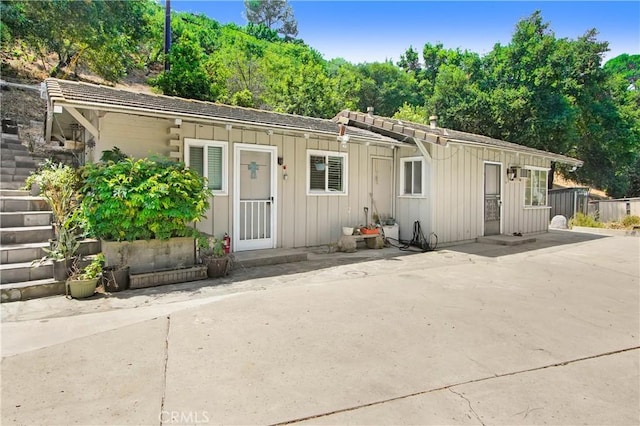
[66,253,104,299]
[197,233,232,278]
[37,223,81,281]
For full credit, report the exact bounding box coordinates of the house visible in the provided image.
[334,110,583,243]
[43,78,583,251]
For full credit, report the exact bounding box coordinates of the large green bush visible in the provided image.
[80,157,212,241]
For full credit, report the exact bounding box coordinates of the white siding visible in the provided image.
[400,143,553,245]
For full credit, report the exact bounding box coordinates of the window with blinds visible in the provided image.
[185,139,227,194]
[307,150,347,195]
[400,157,424,196]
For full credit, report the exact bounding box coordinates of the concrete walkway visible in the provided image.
[1,230,638,425]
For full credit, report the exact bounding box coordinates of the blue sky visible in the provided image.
[167,1,640,64]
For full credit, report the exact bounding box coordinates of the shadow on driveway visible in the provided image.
[444,230,608,258]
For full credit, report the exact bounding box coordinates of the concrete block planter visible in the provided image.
[101,237,196,275]
[129,265,207,289]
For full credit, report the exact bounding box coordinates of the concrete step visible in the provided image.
[1,278,65,302]
[0,150,31,161]
[1,159,38,169]
[0,242,49,264]
[0,166,35,175]
[0,225,54,244]
[477,235,537,246]
[0,174,31,184]
[0,139,26,149]
[0,132,20,140]
[0,189,30,197]
[0,211,52,227]
[0,196,49,211]
[0,181,25,190]
[0,260,53,284]
[0,239,100,265]
[233,248,308,268]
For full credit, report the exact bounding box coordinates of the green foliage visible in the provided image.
[392,103,428,124]
[24,160,80,229]
[569,212,603,228]
[196,232,226,258]
[151,30,219,101]
[3,0,148,82]
[621,215,640,228]
[100,146,129,163]
[70,253,105,281]
[604,54,640,88]
[80,157,212,241]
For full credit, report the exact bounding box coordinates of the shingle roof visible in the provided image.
[335,110,583,166]
[44,78,399,144]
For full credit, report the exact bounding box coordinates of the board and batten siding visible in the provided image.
[96,113,393,249]
[394,146,431,242]
[398,142,553,244]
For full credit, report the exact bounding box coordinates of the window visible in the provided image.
[524,168,548,207]
[185,139,227,194]
[307,150,347,195]
[400,157,424,196]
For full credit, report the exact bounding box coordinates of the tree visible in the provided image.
[397,46,421,75]
[355,61,419,117]
[244,0,298,39]
[151,31,218,101]
[3,0,147,82]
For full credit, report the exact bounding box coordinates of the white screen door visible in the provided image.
[484,162,502,236]
[234,144,277,251]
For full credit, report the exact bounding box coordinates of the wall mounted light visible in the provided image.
[225,124,233,131]
[507,166,519,181]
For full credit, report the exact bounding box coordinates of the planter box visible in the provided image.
[129,266,207,290]
[101,237,195,275]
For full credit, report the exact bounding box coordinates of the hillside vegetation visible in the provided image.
[1,1,638,197]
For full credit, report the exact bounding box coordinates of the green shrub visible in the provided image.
[621,215,640,228]
[569,212,603,228]
[80,157,212,241]
[24,160,81,228]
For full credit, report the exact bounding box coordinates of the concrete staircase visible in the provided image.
[0,128,62,301]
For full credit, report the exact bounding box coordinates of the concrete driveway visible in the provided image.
[1,231,638,425]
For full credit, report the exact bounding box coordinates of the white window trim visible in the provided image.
[306,149,348,196]
[399,156,426,198]
[523,166,550,208]
[184,138,228,195]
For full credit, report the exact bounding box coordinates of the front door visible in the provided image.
[234,144,277,251]
[484,163,502,236]
[371,157,393,221]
